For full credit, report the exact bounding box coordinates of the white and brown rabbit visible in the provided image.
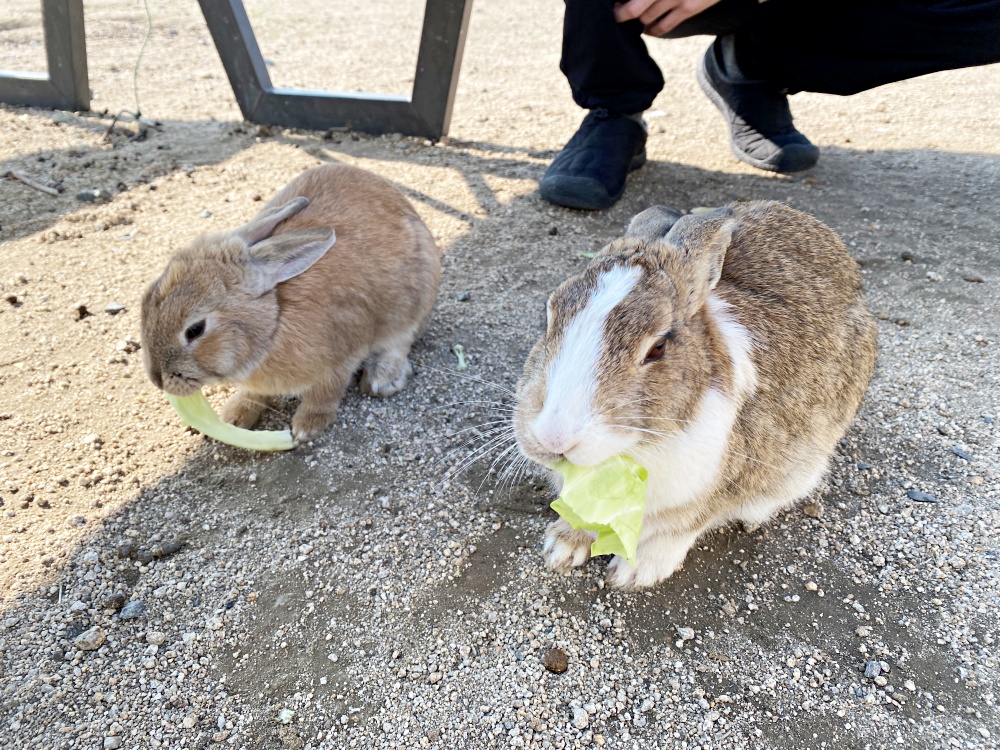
[514,201,877,589]
[141,163,441,441]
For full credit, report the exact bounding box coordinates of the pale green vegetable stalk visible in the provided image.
[165,391,295,452]
[551,455,648,564]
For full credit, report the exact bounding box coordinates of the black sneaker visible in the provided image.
[540,109,647,211]
[697,36,819,173]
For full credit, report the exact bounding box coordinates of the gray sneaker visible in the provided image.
[697,36,819,173]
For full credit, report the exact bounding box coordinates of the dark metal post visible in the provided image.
[0,0,472,137]
[198,0,473,138]
[411,0,474,137]
[0,0,90,111]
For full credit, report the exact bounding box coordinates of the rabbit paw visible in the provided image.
[220,392,265,429]
[543,519,596,570]
[360,352,412,397]
[605,533,695,590]
[291,408,336,442]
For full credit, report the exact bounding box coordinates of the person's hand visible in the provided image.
[614,0,722,37]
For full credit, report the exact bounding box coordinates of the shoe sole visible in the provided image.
[696,57,816,174]
[540,150,647,211]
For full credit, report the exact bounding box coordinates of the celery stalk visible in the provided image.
[165,391,295,452]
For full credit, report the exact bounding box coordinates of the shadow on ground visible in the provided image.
[1,113,997,748]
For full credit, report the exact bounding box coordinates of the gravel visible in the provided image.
[0,1,998,749]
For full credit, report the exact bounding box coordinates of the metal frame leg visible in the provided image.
[198,0,473,138]
[0,0,90,111]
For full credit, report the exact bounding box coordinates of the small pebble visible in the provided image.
[105,302,125,315]
[119,600,147,620]
[950,446,972,461]
[542,648,569,674]
[456,291,471,302]
[74,626,106,651]
[76,188,112,204]
[116,340,140,353]
[906,489,939,503]
[572,707,589,730]
[802,501,824,518]
[103,593,127,611]
[864,661,881,679]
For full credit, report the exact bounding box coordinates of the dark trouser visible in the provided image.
[562,0,1000,113]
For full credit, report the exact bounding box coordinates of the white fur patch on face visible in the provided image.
[705,293,757,397]
[636,294,758,515]
[532,265,641,460]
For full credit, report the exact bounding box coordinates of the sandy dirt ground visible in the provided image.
[0,1,998,748]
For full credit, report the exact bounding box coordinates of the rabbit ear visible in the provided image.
[243,228,336,294]
[660,208,737,315]
[236,197,311,245]
[624,205,684,243]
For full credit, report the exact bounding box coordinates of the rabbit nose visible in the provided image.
[531,421,578,457]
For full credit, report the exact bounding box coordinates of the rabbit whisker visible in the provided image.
[476,442,522,495]
[429,424,515,472]
[419,364,515,396]
[428,400,514,413]
[624,434,789,476]
[441,428,518,481]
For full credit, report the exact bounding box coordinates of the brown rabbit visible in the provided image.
[141,163,441,441]
[513,202,877,589]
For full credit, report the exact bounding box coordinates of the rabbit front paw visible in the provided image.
[220,391,265,429]
[605,531,698,590]
[542,519,596,570]
[291,408,336,442]
[360,352,412,397]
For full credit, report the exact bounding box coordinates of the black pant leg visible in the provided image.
[734,0,1000,95]
[561,0,765,112]
[560,0,664,114]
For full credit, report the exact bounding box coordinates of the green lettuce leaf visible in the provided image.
[165,391,295,452]
[551,455,648,564]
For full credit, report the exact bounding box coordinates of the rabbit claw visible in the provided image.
[542,519,595,570]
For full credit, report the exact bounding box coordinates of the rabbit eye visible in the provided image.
[643,331,674,364]
[185,320,206,343]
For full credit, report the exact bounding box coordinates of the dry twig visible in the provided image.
[7,170,59,196]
